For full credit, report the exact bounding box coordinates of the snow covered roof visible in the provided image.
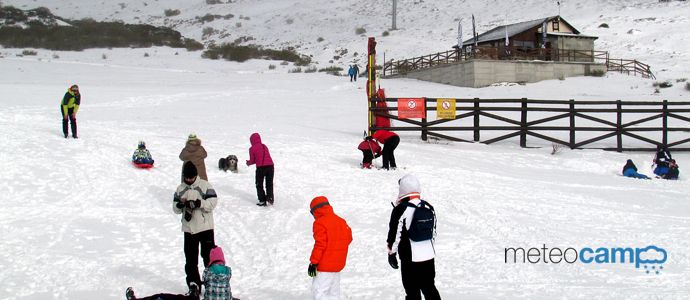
[462,16,591,46]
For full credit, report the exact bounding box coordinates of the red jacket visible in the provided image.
[309,196,353,272]
[372,130,398,144]
[358,140,381,155]
[246,133,274,167]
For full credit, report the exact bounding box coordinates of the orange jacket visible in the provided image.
[309,197,353,272]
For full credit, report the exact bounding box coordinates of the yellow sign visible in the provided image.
[437,99,456,119]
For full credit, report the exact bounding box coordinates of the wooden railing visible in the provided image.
[382,47,654,79]
[369,98,690,151]
[605,58,655,79]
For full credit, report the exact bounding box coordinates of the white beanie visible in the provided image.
[397,174,421,201]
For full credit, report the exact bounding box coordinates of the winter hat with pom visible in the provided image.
[208,246,226,266]
[397,174,421,201]
[182,161,198,179]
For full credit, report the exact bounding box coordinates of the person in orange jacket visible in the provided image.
[307,196,353,300]
[371,130,400,170]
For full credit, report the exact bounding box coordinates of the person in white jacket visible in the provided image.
[386,174,441,300]
[174,161,218,296]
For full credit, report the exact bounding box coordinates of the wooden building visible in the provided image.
[462,16,598,61]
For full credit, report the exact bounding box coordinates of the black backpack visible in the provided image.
[405,200,436,242]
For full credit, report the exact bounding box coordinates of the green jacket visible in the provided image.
[61,89,81,116]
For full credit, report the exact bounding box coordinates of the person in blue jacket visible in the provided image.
[622,159,650,179]
[348,65,356,82]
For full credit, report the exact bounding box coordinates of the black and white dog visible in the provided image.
[218,155,238,173]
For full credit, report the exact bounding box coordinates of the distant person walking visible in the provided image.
[246,132,275,206]
[308,196,353,300]
[180,134,208,182]
[348,65,356,82]
[60,84,81,138]
[352,64,359,81]
[372,130,400,170]
[387,174,440,300]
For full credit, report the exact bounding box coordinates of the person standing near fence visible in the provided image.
[372,130,400,170]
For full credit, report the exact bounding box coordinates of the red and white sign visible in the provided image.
[397,98,425,119]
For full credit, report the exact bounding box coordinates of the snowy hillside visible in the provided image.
[1,1,690,299]
[3,0,690,80]
[1,46,689,299]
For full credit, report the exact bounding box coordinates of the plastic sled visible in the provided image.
[133,162,154,169]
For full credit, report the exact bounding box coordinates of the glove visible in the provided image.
[175,201,185,209]
[308,263,318,277]
[388,253,399,269]
[186,199,202,209]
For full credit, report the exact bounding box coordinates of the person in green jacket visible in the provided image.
[60,84,81,138]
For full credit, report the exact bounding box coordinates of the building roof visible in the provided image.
[462,16,589,46]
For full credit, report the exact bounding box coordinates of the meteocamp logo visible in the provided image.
[505,244,667,274]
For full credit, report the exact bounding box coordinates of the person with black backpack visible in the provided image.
[386,174,441,300]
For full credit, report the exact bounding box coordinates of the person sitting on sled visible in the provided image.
[660,159,680,180]
[358,136,381,169]
[132,141,154,165]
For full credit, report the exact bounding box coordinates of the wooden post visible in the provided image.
[421,98,428,141]
[616,100,622,152]
[569,99,575,148]
[473,98,480,142]
[520,98,527,148]
[662,100,668,147]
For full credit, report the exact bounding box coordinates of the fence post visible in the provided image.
[662,100,668,147]
[473,98,480,142]
[569,99,575,148]
[616,100,622,152]
[421,98,428,142]
[520,98,527,148]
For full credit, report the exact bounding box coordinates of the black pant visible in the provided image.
[401,259,441,300]
[361,150,374,164]
[255,165,274,203]
[136,293,196,300]
[382,136,400,170]
[184,229,215,287]
[60,106,77,137]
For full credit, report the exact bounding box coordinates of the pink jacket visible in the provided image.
[246,133,274,167]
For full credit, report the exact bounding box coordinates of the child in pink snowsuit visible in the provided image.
[358,136,381,169]
[246,133,275,206]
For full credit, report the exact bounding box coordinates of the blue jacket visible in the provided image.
[348,66,355,76]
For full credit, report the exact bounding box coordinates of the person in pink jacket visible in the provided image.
[246,133,275,206]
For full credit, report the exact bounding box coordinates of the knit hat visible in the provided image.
[397,174,421,201]
[309,196,330,215]
[208,246,226,266]
[188,134,198,141]
[182,161,198,179]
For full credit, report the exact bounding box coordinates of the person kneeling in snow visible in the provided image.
[660,159,680,180]
[622,159,650,179]
[132,141,155,165]
[125,246,237,300]
[308,196,353,300]
[358,136,381,169]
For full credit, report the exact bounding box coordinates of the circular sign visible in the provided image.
[407,100,417,109]
[442,100,451,110]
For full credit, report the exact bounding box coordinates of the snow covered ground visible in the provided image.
[0,47,689,299]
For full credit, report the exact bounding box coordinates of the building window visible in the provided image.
[552,21,559,32]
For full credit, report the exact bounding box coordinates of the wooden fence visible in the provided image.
[382,47,655,79]
[369,98,690,151]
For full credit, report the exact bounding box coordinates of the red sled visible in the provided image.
[133,162,154,169]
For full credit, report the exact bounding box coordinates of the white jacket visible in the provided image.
[173,176,218,234]
[391,197,436,262]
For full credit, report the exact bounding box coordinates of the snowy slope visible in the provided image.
[3,0,690,80]
[0,47,689,300]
